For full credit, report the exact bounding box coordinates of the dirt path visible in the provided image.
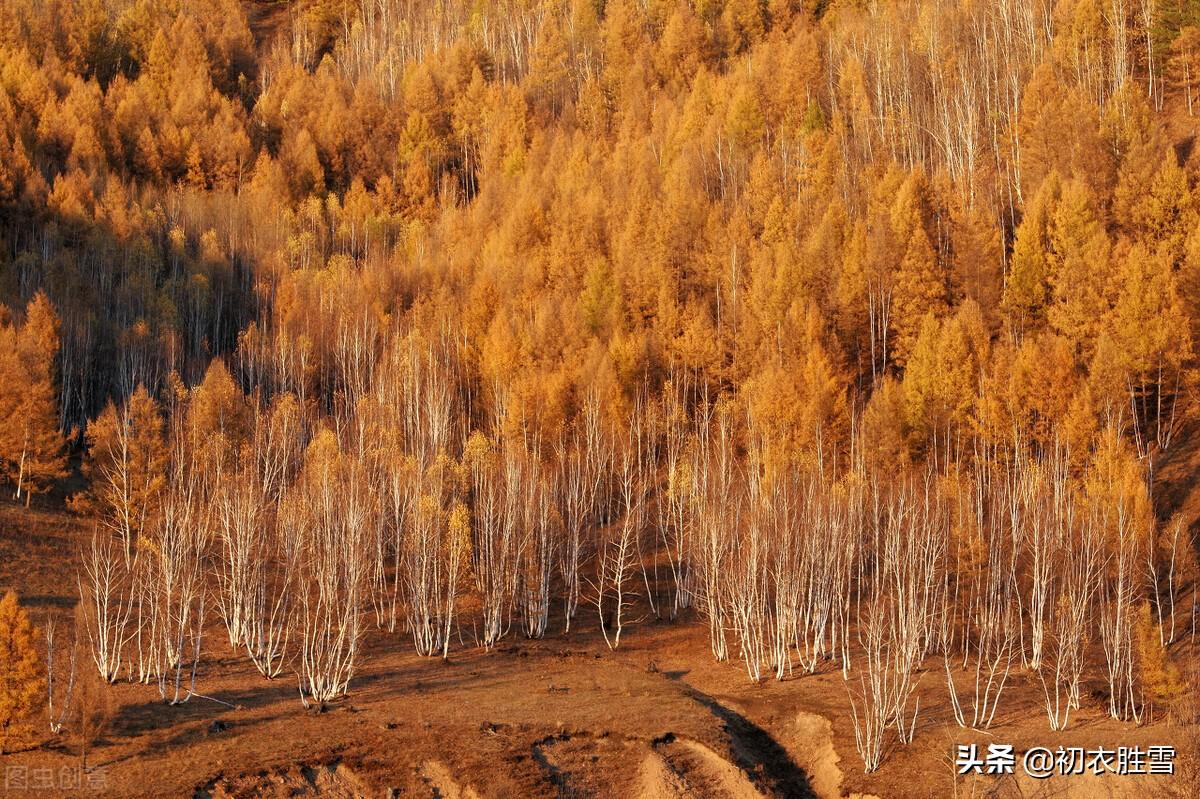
[645,734,763,799]
[666,677,816,798]
[420,759,481,799]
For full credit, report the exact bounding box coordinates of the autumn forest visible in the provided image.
[0,0,1199,792]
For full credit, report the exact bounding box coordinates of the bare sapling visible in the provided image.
[45,615,78,735]
[1148,515,1187,646]
[594,426,644,650]
[659,377,694,619]
[364,347,415,632]
[466,431,514,648]
[519,447,555,639]
[74,666,114,772]
[152,447,209,705]
[729,431,768,682]
[557,393,605,631]
[78,528,134,682]
[213,475,265,649]
[848,474,943,774]
[215,393,303,677]
[244,513,297,679]
[633,395,661,620]
[1040,508,1099,730]
[290,429,372,705]
[129,553,163,684]
[792,472,855,676]
[946,460,1017,730]
[1097,494,1144,722]
[767,473,800,680]
[690,400,737,662]
[396,334,468,658]
[880,477,944,744]
[404,454,465,657]
[1020,450,1054,671]
[848,597,899,774]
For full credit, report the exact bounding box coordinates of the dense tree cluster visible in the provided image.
[1,0,1198,454]
[2,0,1200,773]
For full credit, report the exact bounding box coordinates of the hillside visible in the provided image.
[0,0,1199,796]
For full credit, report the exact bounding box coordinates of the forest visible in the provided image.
[0,0,1199,788]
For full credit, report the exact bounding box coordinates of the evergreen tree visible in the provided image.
[0,591,43,754]
[75,385,166,555]
[0,293,67,504]
[890,171,948,367]
[1046,180,1111,362]
[1001,174,1060,336]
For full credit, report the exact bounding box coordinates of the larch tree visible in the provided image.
[1139,153,1196,265]
[1007,332,1081,449]
[1,292,68,504]
[901,304,982,454]
[1046,180,1112,362]
[526,13,572,121]
[1001,174,1061,338]
[1014,63,1111,201]
[185,358,250,478]
[889,171,949,368]
[0,591,43,754]
[75,385,166,558]
[950,202,1004,322]
[1168,26,1200,115]
[1102,244,1194,455]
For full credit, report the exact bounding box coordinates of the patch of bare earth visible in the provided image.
[196,761,370,798]
[419,759,480,799]
[645,734,763,798]
[790,712,842,799]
